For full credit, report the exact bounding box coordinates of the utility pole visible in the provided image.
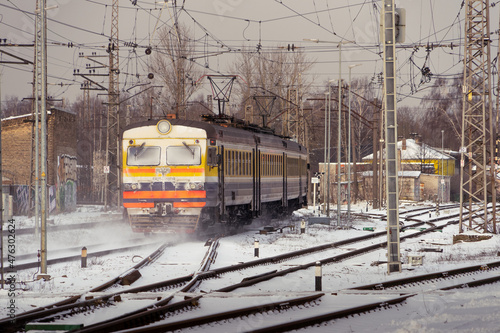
[337,43,343,227]
[37,0,49,277]
[372,105,379,209]
[105,0,120,209]
[29,1,42,241]
[382,0,401,274]
[459,0,496,233]
[378,103,384,208]
[0,51,3,289]
[347,64,362,221]
[74,52,108,204]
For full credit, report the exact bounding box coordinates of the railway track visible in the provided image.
[0,238,221,333]
[349,259,500,292]
[106,259,500,333]
[46,214,464,331]
[3,204,495,332]
[10,202,447,273]
[0,241,170,333]
[4,241,162,271]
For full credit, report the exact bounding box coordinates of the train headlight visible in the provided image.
[124,183,141,191]
[157,120,172,134]
[184,182,204,190]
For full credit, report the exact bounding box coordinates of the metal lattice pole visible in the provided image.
[105,0,120,208]
[383,0,401,274]
[459,0,496,234]
[285,88,298,139]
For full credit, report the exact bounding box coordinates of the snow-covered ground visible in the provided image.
[1,202,500,332]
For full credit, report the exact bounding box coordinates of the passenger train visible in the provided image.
[121,118,308,234]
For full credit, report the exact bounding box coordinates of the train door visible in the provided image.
[218,145,225,220]
[298,156,304,206]
[282,152,287,209]
[252,148,261,217]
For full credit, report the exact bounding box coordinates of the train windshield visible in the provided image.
[127,146,161,166]
[166,144,201,165]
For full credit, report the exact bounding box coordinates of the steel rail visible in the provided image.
[110,293,325,333]
[0,242,169,333]
[250,294,414,333]
[72,239,221,333]
[350,260,500,291]
[7,242,163,271]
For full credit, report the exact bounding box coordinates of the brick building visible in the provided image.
[2,107,77,214]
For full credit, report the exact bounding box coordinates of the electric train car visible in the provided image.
[121,118,308,234]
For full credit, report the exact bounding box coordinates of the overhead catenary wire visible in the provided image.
[0,0,493,110]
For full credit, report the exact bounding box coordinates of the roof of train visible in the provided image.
[122,118,307,154]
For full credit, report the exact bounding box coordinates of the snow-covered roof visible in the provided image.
[362,139,455,161]
[1,107,74,122]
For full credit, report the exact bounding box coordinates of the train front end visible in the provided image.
[122,120,211,233]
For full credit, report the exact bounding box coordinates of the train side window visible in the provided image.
[231,150,235,175]
[245,152,249,176]
[237,151,241,176]
[207,147,217,166]
[271,155,273,176]
[225,150,229,175]
[264,154,267,176]
[267,154,270,176]
[127,145,161,166]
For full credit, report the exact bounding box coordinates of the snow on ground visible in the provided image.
[1,202,500,332]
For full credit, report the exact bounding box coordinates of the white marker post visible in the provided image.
[254,239,259,258]
[315,261,322,291]
[311,177,319,214]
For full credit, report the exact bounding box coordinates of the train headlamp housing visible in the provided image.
[124,183,141,191]
[183,182,204,191]
[157,120,172,135]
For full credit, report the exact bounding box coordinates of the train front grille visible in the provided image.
[129,214,200,232]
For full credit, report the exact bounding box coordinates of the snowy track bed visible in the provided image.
[2,203,500,332]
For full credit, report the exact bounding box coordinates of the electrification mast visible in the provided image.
[285,88,298,140]
[459,0,496,234]
[105,0,120,208]
[37,0,49,276]
[30,0,43,237]
[382,0,402,274]
[285,85,306,146]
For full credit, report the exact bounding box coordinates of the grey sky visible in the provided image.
[0,0,497,107]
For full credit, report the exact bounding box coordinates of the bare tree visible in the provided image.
[2,96,31,118]
[398,105,417,139]
[418,76,462,150]
[149,24,203,120]
[349,78,381,163]
[230,48,314,134]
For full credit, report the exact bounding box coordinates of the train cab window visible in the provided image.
[166,145,201,165]
[127,145,161,166]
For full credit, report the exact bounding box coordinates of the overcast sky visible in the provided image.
[0,0,498,108]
